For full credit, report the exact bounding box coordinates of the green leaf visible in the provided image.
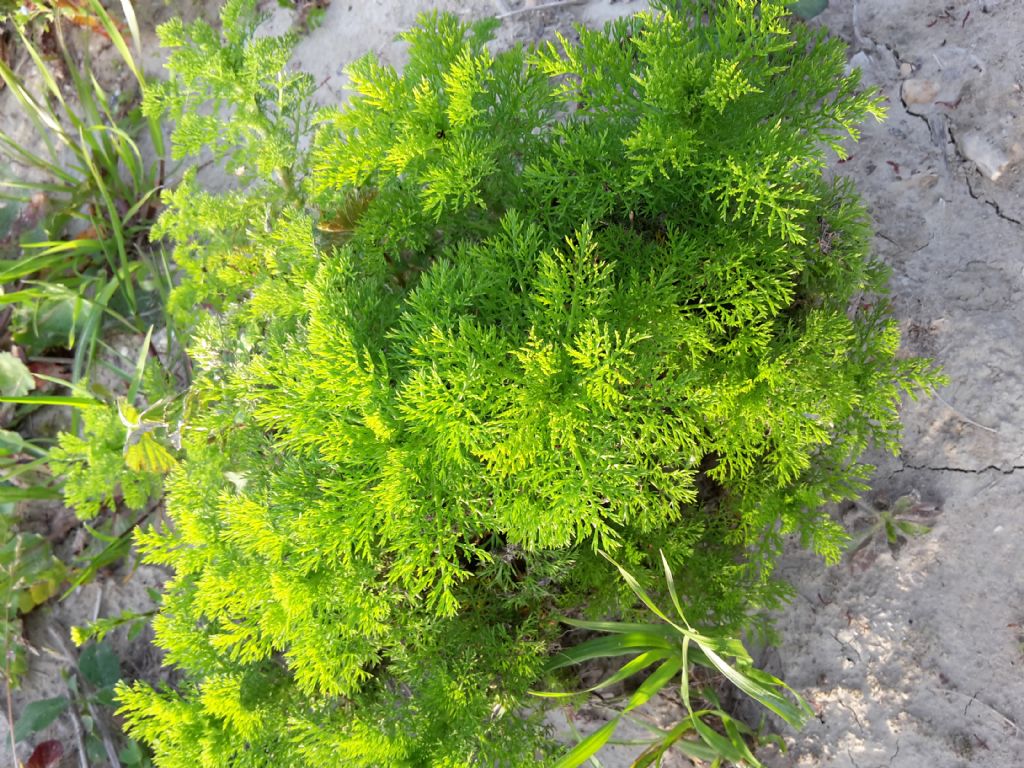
[0,429,28,454]
[599,551,685,633]
[623,656,682,713]
[532,649,669,699]
[895,520,931,537]
[659,549,689,627]
[13,697,69,742]
[0,352,35,397]
[544,632,674,673]
[558,616,677,639]
[699,644,811,729]
[0,485,62,502]
[0,395,101,408]
[553,718,619,768]
[631,715,721,767]
[94,685,118,707]
[124,431,177,474]
[692,715,749,764]
[119,740,144,766]
[884,517,898,544]
[79,641,121,688]
[789,0,828,21]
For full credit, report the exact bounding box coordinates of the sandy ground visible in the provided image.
[3,0,1023,765]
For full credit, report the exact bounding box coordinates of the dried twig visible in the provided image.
[46,627,122,768]
[932,390,999,434]
[496,0,585,19]
[933,687,1020,734]
[63,693,91,768]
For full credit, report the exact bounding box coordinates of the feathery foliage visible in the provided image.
[112,1,940,765]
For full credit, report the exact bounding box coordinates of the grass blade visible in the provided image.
[553,718,619,768]
[599,551,685,634]
[0,395,101,408]
[532,649,671,700]
[622,656,682,713]
[545,633,674,673]
[0,485,62,501]
[698,644,811,728]
[659,549,689,627]
[119,0,144,58]
[127,325,153,402]
[559,616,678,640]
[87,0,144,88]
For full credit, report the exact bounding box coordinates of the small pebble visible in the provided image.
[899,62,914,78]
[959,131,1013,181]
[902,78,939,104]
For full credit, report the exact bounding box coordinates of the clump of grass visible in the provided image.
[0,0,170,382]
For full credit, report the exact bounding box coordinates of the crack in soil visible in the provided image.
[964,174,1024,225]
[896,84,1022,227]
[830,631,863,663]
[900,462,1024,475]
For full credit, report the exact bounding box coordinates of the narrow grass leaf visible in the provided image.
[679,635,692,712]
[0,395,101,408]
[553,718,619,768]
[559,616,678,639]
[692,716,749,764]
[88,0,144,87]
[659,549,689,626]
[0,485,62,502]
[623,656,682,713]
[599,551,684,632]
[700,644,810,728]
[545,632,674,673]
[127,326,154,402]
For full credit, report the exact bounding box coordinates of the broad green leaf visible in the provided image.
[79,641,121,688]
[124,431,177,473]
[789,0,828,20]
[0,352,35,397]
[895,520,931,537]
[13,697,69,742]
[119,740,144,766]
[0,429,29,454]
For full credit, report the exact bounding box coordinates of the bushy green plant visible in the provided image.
[116,1,939,765]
